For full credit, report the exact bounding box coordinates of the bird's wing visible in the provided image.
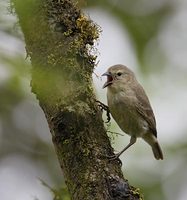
[134,85,157,137]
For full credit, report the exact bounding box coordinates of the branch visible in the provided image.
[11,0,143,199]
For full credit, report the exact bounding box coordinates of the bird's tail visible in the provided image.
[152,142,163,160]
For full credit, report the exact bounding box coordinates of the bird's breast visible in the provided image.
[107,90,147,137]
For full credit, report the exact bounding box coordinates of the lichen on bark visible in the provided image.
[12,0,143,199]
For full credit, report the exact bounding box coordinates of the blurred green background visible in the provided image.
[1,0,187,199]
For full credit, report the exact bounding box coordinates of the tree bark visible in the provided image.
[12,0,143,199]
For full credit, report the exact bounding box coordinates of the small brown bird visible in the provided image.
[102,64,163,160]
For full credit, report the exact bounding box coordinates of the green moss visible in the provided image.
[63,139,70,144]
[47,53,56,65]
[44,0,101,67]
[82,146,91,156]
[76,13,101,42]
[131,187,144,200]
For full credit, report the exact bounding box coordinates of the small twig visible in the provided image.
[96,100,111,123]
[107,130,124,136]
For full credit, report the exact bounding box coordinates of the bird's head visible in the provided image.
[102,64,135,89]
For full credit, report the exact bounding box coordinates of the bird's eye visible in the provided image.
[117,72,122,76]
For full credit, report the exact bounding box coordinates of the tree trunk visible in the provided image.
[12,0,143,199]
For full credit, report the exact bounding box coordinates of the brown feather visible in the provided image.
[134,84,157,137]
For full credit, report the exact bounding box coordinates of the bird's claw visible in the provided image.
[96,100,111,123]
[106,153,122,165]
[107,154,119,160]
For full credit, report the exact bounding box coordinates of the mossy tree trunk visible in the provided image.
[12,0,143,199]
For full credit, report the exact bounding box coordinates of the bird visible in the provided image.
[102,64,163,160]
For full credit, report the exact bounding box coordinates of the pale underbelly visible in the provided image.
[109,103,148,138]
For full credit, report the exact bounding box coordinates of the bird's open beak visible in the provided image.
[102,72,113,88]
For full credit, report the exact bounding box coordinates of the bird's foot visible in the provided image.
[106,153,122,165]
[96,100,111,123]
[107,153,120,160]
